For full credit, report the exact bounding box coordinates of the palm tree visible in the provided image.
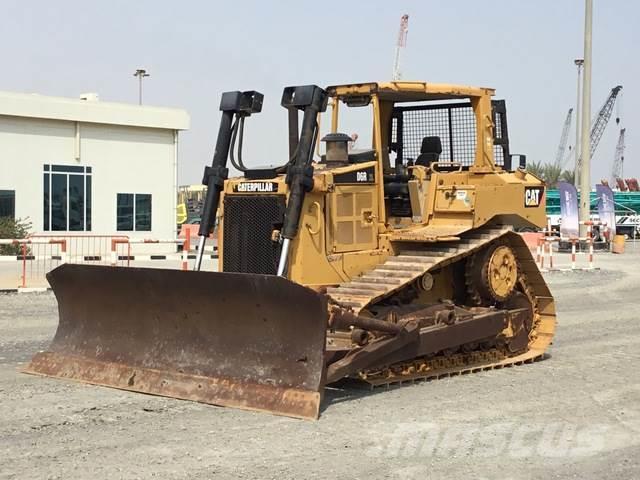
[542,163,562,188]
[560,169,575,185]
[526,161,573,188]
[527,160,545,179]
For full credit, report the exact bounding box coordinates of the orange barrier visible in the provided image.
[1,235,196,289]
[179,224,214,243]
[0,238,67,288]
[111,237,190,271]
[29,234,129,265]
[536,220,605,272]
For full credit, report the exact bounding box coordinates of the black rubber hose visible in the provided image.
[228,118,245,173]
[237,116,248,171]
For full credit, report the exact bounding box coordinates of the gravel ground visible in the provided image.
[1,250,639,480]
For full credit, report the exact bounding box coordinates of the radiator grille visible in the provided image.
[222,195,285,274]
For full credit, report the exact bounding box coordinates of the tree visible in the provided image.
[527,161,575,188]
[0,217,31,255]
[542,163,562,189]
[526,160,545,179]
[560,169,576,185]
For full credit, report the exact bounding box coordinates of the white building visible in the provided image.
[0,91,189,247]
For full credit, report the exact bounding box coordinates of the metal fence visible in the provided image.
[0,236,191,290]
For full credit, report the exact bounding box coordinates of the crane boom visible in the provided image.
[555,108,573,168]
[392,14,409,81]
[611,128,626,186]
[578,85,623,169]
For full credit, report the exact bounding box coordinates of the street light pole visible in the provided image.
[133,69,150,105]
[574,59,583,180]
[579,0,593,238]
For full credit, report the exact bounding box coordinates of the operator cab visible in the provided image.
[324,82,518,219]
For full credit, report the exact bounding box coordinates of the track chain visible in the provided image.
[327,226,556,387]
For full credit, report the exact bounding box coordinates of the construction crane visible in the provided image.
[611,128,626,187]
[555,108,573,168]
[392,14,409,81]
[578,85,623,169]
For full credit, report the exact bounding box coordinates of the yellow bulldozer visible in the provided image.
[26,82,556,419]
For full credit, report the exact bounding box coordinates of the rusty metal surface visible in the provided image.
[27,352,321,420]
[24,264,328,420]
[325,307,511,383]
[328,305,404,334]
[326,323,419,384]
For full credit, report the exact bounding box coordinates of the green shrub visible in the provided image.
[0,217,32,255]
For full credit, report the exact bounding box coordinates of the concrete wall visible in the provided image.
[0,115,177,248]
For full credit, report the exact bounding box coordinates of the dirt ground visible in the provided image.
[1,249,639,480]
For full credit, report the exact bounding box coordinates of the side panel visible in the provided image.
[289,193,351,286]
[473,182,547,228]
[422,170,546,231]
[327,185,378,253]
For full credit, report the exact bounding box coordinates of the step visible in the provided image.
[359,276,407,284]
[392,255,438,264]
[400,249,452,257]
[340,281,386,291]
[364,270,412,279]
[379,262,427,272]
[327,287,384,296]
[385,261,433,270]
[372,268,420,278]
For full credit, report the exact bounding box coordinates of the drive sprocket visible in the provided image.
[466,242,518,303]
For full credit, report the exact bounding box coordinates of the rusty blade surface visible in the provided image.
[24,264,328,420]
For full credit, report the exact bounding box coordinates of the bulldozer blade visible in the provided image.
[24,264,328,420]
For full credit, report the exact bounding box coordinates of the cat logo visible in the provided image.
[524,186,544,208]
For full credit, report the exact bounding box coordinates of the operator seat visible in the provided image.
[415,136,442,167]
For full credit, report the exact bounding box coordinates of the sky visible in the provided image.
[1,0,637,185]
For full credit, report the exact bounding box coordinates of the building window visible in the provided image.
[43,165,92,231]
[117,193,152,231]
[0,190,15,219]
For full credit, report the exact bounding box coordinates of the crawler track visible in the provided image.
[327,226,556,386]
